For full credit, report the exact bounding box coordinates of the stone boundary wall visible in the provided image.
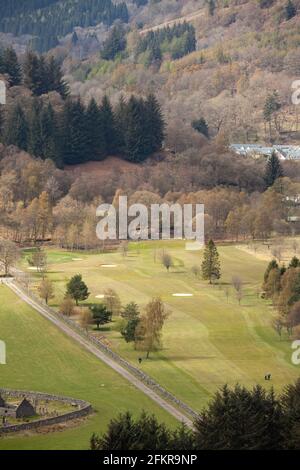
[0,388,92,435]
[13,279,198,421]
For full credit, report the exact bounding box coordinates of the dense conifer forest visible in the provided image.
[136,22,196,64]
[0,48,164,166]
[0,0,129,52]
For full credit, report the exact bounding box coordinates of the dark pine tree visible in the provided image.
[264,152,283,188]
[100,95,119,155]
[66,274,89,305]
[263,259,279,284]
[281,379,300,450]
[47,56,69,99]
[28,98,43,157]
[40,102,62,167]
[192,117,209,138]
[23,52,69,97]
[90,411,171,450]
[101,23,127,61]
[86,98,106,160]
[61,99,89,165]
[23,51,44,95]
[201,239,221,284]
[0,47,22,86]
[145,42,162,67]
[194,384,284,450]
[71,31,79,46]
[5,103,28,150]
[122,96,147,162]
[285,0,297,20]
[115,94,127,155]
[208,0,216,16]
[289,256,300,269]
[144,93,165,154]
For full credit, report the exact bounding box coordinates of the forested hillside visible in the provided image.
[64,0,300,150]
[1,0,300,178]
[0,49,164,166]
[0,0,129,52]
[0,0,59,19]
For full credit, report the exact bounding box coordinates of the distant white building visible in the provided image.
[230,144,300,160]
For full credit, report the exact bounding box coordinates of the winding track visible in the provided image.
[139,8,205,35]
[3,278,194,428]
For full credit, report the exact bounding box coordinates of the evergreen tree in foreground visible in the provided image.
[90,379,300,450]
[201,239,221,284]
[91,411,194,450]
[194,384,284,450]
[281,380,300,449]
[264,151,283,188]
[66,274,89,305]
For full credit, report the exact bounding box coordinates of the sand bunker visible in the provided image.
[101,264,117,268]
[172,293,194,297]
[95,294,105,299]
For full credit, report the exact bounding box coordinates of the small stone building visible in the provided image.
[15,398,36,419]
[0,396,36,419]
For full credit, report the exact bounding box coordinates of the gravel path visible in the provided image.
[3,278,194,428]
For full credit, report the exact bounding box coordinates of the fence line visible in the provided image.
[12,277,198,421]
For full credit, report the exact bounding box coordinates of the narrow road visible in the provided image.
[140,8,205,35]
[3,279,194,428]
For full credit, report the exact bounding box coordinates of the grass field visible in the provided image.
[0,286,176,450]
[22,240,300,412]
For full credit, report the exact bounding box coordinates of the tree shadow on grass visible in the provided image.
[46,270,66,274]
[144,355,217,362]
[93,326,112,332]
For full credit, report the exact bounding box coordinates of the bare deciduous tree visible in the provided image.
[103,288,122,316]
[38,278,54,305]
[232,275,243,305]
[79,307,93,332]
[59,295,75,317]
[0,240,20,276]
[135,297,170,358]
